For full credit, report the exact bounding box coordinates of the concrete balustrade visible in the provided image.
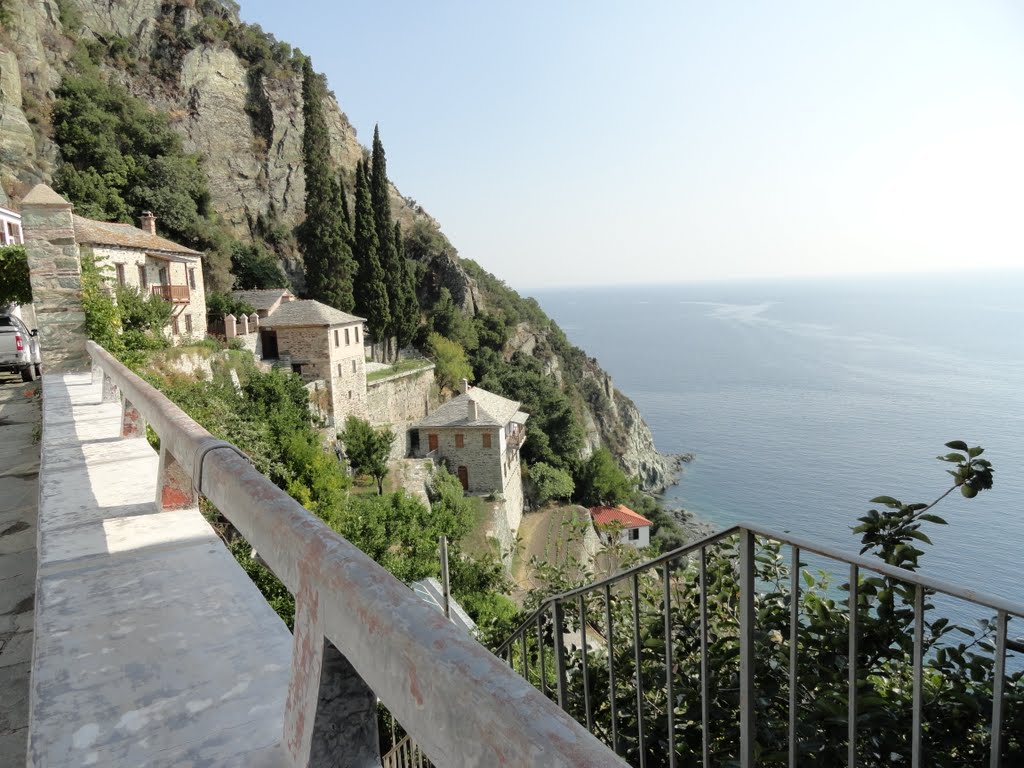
[45,340,628,768]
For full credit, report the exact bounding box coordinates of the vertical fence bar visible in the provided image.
[520,632,528,680]
[605,583,619,754]
[579,593,594,732]
[537,613,547,697]
[633,573,647,768]
[663,563,677,768]
[990,610,1007,768]
[789,545,800,768]
[739,530,756,768]
[700,545,711,768]
[553,601,569,711]
[848,564,859,768]
[912,585,924,768]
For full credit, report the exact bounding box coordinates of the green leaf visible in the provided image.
[907,530,932,544]
[918,514,947,525]
[968,446,984,458]
[945,440,969,451]
[869,496,902,507]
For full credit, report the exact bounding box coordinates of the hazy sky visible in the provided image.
[239,1,1024,289]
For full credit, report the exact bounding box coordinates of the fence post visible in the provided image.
[121,398,146,439]
[156,444,196,510]
[739,528,756,768]
[285,570,380,768]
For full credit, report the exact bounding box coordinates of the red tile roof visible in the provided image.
[590,504,652,530]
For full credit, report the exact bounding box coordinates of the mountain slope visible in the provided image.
[0,0,678,492]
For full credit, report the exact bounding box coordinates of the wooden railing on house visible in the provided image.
[151,284,191,303]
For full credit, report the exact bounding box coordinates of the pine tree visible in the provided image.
[298,59,355,310]
[370,125,407,358]
[393,221,420,348]
[352,159,390,342]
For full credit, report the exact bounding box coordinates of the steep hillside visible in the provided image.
[0,0,679,492]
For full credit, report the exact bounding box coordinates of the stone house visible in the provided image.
[231,288,295,319]
[414,380,528,530]
[590,504,652,549]
[73,211,207,343]
[258,299,368,426]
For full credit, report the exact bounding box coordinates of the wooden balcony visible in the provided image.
[151,284,190,304]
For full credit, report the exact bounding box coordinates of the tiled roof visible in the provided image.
[73,215,203,256]
[260,299,365,328]
[231,289,294,312]
[415,386,525,428]
[590,504,652,530]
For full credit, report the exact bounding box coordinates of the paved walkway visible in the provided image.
[0,374,40,765]
[27,373,292,767]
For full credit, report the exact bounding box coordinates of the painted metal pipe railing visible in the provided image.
[86,341,627,768]
[496,523,1024,768]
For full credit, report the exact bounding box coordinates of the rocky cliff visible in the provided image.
[0,0,678,492]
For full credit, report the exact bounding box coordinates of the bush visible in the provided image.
[574,448,634,507]
[427,332,472,392]
[526,461,575,507]
[0,246,31,307]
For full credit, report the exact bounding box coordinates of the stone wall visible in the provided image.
[366,366,435,427]
[501,466,524,534]
[21,186,87,371]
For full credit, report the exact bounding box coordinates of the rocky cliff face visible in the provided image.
[0,0,678,492]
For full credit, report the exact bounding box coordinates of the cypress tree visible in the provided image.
[393,221,420,348]
[352,159,390,341]
[298,59,355,311]
[369,125,407,357]
[338,172,352,243]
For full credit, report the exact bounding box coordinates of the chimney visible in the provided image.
[468,399,478,421]
[139,211,156,235]
[460,378,469,395]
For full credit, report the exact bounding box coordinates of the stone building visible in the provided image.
[258,299,368,426]
[230,288,295,319]
[0,205,23,245]
[73,211,207,342]
[414,380,528,530]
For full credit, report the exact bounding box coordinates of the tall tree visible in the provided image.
[298,59,355,311]
[393,222,420,348]
[369,125,412,358]
[338,172,352,243]
[352,159,390,340]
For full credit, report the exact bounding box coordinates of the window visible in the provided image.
[171,316,180,335]
[482,433,491,448]
[345,328,350,345]
[352,360,357,373]
[137,265,147,288]
[337,363,342,376]
[348,390,353,400]
[115,264,126,286]
[158,266,168,285]
[455,433,464,448]
[184,314,192,334]
[628,528,640,541]
[188,268,197,289]
[334,329,340,347]
[355,326,360,343]
[291,363,302,374]
[428,433,438,452]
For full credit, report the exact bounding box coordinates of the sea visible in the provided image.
[533,271,1024,608]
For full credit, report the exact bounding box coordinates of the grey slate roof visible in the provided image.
[415,386,526,428]
[260,299,365,328]
[72,215,203,256]
[231,289,293,312]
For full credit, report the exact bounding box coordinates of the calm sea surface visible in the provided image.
[533,272,1024,603]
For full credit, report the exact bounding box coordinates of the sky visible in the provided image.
[238,1,1024,290]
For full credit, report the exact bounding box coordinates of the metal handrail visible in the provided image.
[86,340,627,768]
[495,520,1023,768]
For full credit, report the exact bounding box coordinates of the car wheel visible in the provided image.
[21,365,36,382]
